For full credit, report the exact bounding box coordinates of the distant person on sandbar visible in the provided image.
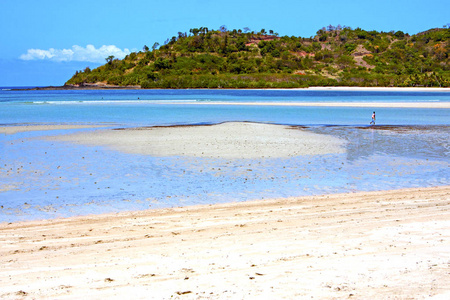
[370,111,376,125]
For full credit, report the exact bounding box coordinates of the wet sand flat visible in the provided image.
[1,186,449,299]
[0,124,107,135]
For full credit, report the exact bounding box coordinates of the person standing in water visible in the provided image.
[370,111,376,125]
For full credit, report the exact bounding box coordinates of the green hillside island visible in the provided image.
[66,25,450,89]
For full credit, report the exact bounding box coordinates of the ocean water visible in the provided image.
[1,88,449,222]
[1,88,450,126]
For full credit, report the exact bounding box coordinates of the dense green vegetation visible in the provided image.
[66,25,450,88]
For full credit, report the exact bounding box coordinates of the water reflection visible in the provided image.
[309,125,450,161]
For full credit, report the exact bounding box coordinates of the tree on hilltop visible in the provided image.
[105,55,115,64]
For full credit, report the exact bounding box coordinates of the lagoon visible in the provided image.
[0,88,449,222]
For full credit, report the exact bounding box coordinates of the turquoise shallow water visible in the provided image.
[1,88,450,126]
[1,89,449,222]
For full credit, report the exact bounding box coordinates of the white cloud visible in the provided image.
[20,45,131,63]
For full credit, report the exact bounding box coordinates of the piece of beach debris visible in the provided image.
[16,290,27,296]
[59,285,72,290]
[136,273,156,279]
[176,291,192,295]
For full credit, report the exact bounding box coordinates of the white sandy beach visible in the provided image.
[306,86,450,92]
[1,186,449,299]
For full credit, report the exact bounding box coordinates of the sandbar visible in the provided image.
[177,101,450,108]
[48,122,347,159]
[1,186,449,299]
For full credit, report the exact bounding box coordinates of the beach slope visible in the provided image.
[1,186,449,299]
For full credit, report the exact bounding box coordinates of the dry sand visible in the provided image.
[48,122,347,159]
[0,186,449,299]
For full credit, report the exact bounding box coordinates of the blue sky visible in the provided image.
[1,0,448,86]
